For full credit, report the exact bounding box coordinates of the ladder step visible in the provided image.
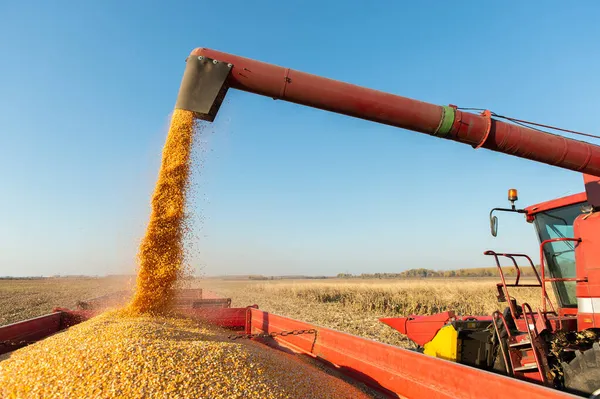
[509,339,531,348]
[514,362,538,372]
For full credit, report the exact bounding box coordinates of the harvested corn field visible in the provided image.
[0,310,376,399]
[0,277,131,326]
[1,277,551,348]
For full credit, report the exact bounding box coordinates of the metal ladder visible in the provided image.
[492,303,550,385]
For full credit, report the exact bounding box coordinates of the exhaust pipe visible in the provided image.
[175,55,232,122]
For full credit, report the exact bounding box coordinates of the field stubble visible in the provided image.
[199,278,551,348]
[1,277,552,349]
[0,277,132,326]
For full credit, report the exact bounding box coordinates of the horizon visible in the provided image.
[2,2,600,277]
[0,264,542,279]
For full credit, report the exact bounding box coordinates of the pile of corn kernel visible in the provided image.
[127,108,198,314]
[0,310,373,398]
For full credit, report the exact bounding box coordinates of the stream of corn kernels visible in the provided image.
[0,109,375,398]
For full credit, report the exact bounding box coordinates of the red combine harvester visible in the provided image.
[3,47,600,398]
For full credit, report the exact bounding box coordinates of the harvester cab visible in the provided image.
[486,189,585,314]
[171,48,600,396]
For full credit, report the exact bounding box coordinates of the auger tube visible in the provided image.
[175,47,600,178]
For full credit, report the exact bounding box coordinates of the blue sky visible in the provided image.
[1,1,600,277]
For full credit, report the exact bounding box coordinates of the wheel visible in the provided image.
[562,342,600,396]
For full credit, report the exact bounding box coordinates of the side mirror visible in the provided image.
[489,189,527,237]
[490,215,498,237]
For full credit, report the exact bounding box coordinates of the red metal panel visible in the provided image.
[0,312,62,355]
[575,212,600,329]
[560,308,578,316]
[189,47,600,178]
[379,311,453,346]
[525,192,587,216]
[248,309,576,399]
[577,313,596,330]
[179,307,249,329]
[575,212,600,300]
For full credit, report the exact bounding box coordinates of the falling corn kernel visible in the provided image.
[127,109,197,315]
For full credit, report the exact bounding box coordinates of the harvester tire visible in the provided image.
[562,342,600,396]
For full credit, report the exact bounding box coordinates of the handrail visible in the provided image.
[484,251,556,320]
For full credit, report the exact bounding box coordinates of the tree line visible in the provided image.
[336,266,541,279]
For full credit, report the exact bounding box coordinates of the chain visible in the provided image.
[228,329,317,340]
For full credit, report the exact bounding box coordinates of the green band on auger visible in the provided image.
[434,106,455,137]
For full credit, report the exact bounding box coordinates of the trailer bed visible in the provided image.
[0,291,581,399]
